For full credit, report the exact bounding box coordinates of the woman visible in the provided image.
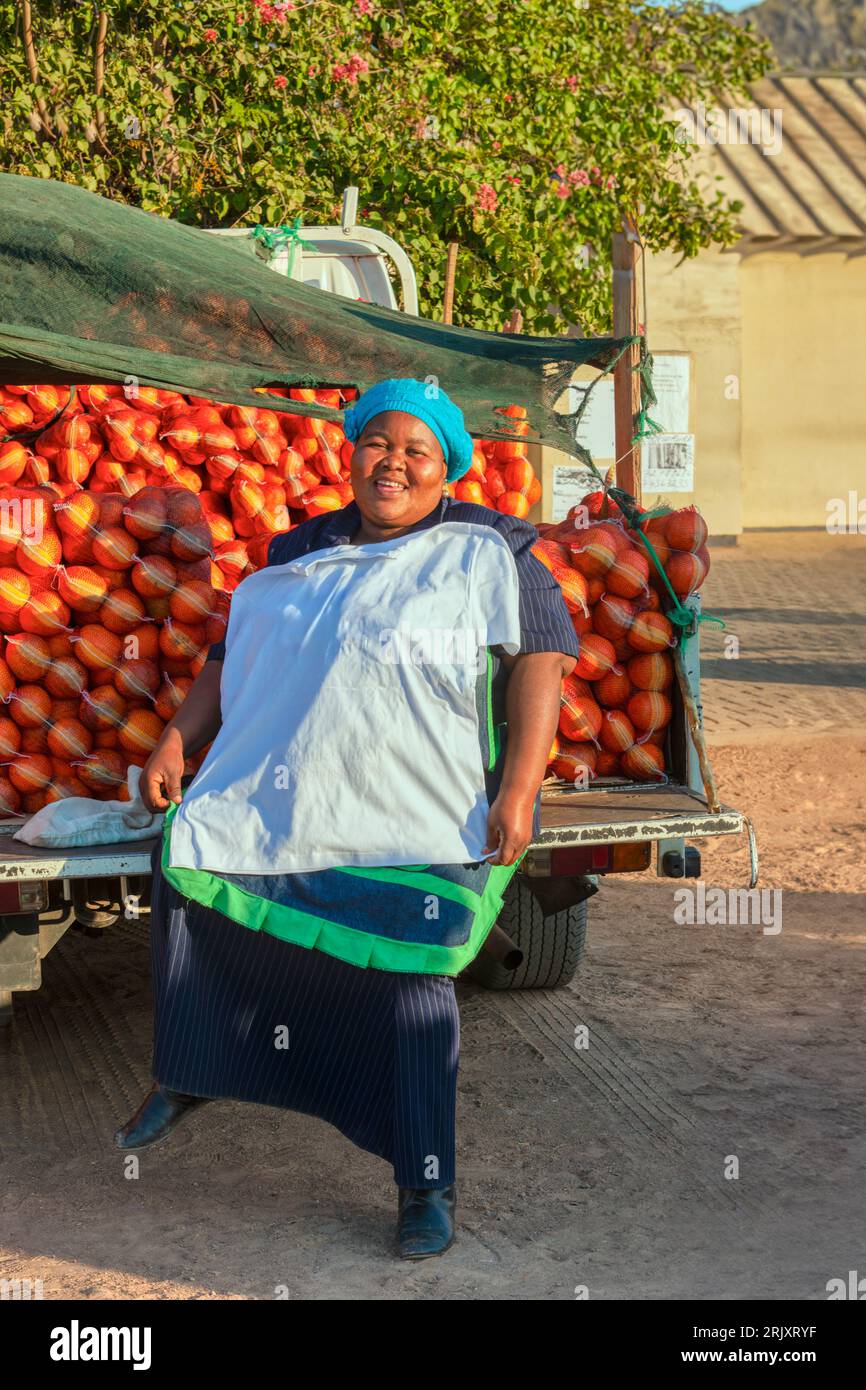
[116,378,578,1259]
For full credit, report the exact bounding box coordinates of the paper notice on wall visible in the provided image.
[649,355,690,434]
[567,379,616,460]
[641,434,695,494]
[551,463,602,522]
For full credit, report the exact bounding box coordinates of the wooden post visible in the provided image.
[442,242,459,324]
[612,222,642,503]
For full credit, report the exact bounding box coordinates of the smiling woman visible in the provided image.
[115,378,579,1260]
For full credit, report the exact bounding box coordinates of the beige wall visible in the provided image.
[537,246,744,537]
[740,251,866,529]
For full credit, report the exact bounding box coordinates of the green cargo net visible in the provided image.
[0,174,635,453]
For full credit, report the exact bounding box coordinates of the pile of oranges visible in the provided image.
[535,490,711,784]
[0,382,542,819]
[447,406,541,518]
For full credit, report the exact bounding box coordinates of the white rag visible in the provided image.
[13,765,163,848]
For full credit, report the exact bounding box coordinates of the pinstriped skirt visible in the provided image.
[149,847,459,1188]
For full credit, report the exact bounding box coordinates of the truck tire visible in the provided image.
[465,874,588,990]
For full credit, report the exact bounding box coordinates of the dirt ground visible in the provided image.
[1,533,864,1300]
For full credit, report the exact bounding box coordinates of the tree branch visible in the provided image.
[19,0,55,138]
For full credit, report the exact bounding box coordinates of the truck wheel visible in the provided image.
[466,874,588,990]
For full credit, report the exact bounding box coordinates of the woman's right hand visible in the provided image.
[142,728,186,812]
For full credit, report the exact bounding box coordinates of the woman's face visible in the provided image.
[350,410,447,530]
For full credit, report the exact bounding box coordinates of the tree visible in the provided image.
[1,0,772,333]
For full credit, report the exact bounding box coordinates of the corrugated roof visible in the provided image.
[683,77,866,251]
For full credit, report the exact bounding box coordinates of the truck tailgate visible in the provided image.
[538,782,744,847]
[0,826,158,881]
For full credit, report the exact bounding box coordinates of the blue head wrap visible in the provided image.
[342,378,474,482]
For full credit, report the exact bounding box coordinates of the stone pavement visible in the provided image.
[697,531,866,744]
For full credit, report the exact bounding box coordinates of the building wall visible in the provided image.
[537,245,744,538]
[739,251,866,530]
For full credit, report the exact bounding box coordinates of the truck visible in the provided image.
[0,191,754,1023]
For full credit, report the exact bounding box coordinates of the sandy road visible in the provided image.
[0,533,863,1300]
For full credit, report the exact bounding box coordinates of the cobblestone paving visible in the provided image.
[698,532,866,744]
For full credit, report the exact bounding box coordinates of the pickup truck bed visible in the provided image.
[0,780,745,881]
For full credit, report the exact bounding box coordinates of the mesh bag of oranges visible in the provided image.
[535,490,711,785]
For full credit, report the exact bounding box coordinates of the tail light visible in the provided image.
[0,881,48,915]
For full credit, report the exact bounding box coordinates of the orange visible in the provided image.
[621,742,665,781]
[19,590,71,636]
[9,683,52,728]
[0,716,22,757]
[73,625,123,671]
[44,773,89,803]
[127,625,159,662]
[4,633,51,682]
[0,773,21,816]
[592,594,635,642]
[80,685,126,731]
[169,580,215,624]
[665,550,709,598]
[569,522,627,579]
[114,658,160,701]
[92,526,138,570]
[558,692,602,745]
[21,725,49,754]
[55,492,100,541]
[98,588,146,634]
[159,620,204,663]
[47,717,93,760]
[551,742,597,782]
[664,506,708,554]
[57,565,109,613]
[627,691,672,736]
[131,555,177,599]
[573,633,618,681]
[118,708,164,755]
[627,611,674,654]
[502,459,535,495]
[0,441,28,485]
[123,488,168,540]
[303,487,342,518]
[599,709,636,754]
[627,653,673,692]
[606,545,650,599]
[497,490,530,519]
[8,754,53,793]
[170,522,211,562]
[154,675,192,723]
[0,567,31,614]
[74,749,127,793]
[595,750,621,777]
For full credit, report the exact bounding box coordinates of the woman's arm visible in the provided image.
[483,649,574,866]
[141,659,223,812]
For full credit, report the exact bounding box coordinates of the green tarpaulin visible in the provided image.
[0,174,632,452]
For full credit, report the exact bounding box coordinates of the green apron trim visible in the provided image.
[334,864,482,912]
[159,800,524,976]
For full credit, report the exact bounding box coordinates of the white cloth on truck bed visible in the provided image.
[13,765,163,847]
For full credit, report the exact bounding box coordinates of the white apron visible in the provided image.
[168,521,521,874]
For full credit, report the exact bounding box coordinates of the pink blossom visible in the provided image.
[308,64,317,76]
[332,53,370,85]
[554,184,569,199]
[203,28,217,41]
[568,168,590,187]
[605,174,616,191]
[491,140,501,152]
[356,0,374,12]
[553,162,566,178]
[506,175,521,185]
[476,182,498,212]
[590,165,601,183]
[504,93,513,103]
[565,75,578,91]
[274,74,288,90]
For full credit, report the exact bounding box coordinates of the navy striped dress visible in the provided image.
[149,496,578,1188]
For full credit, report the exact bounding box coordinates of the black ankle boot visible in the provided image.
[114,1084,211,1151]
[396,1184,456,1260]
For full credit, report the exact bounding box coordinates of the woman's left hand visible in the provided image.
[483,789,535,867]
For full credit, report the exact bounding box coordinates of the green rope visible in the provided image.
[606,485,725,647]
[252,219,317,277]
